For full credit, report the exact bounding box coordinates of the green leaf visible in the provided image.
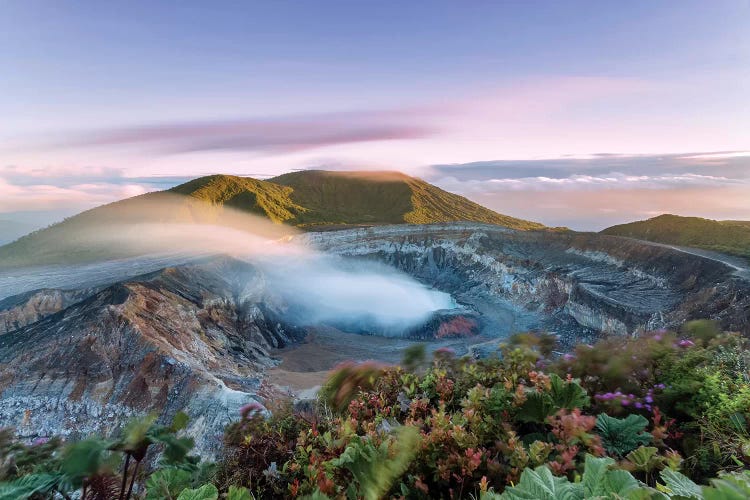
[176,483,219,500]
[702,471,750,500]
[581,454,616,497]
[499,465,583,500]
[659,468,702,499]
[121,413,158,456]
[331,426,420,500]
[601,469,641,497]
[516,392,556,423]
[595,413,652,457]
[145,468,192,500]
[549,374,590,410]
[227,485,253,500]
[303,491,332,500]
[627,446,663,473]
[728,413,747,435]
[60,438,113,486]
[156,434,196,465]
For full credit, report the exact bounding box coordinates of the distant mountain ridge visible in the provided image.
[171,170,544,229]
[0,170,544,267]
[601,214,750,259]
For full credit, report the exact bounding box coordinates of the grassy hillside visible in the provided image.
[601,214,750,259]
[0,171,544,267]
[270,170,544,229]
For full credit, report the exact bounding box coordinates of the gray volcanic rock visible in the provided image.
[0,287,99,334]
[0,257,304,456]
[1,222,748,457]
[300,223,750,342]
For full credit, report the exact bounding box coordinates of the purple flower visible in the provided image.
[645,395,654,404]
[563,353,575,362]
[634,402,644,409]
[32,437,49,446]
[678,339,695,348]
[621,399,631,406]
[655,383,666,389]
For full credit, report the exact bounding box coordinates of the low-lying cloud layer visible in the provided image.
[0,197,454,332]
[426,152,750,229]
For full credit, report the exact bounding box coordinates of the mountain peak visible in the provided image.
[0,170,544,267]
[163,169,544,230]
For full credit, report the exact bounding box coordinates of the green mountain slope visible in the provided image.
[269,170,544,229]
[0,170,544,267]
[601,214,750,259]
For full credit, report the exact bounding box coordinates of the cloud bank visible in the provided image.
[427,152,750,230]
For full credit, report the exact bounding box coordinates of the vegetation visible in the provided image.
[0,171,544,267]
[602,214,750,259]
[0,320,747,498]
[269,170,545,229]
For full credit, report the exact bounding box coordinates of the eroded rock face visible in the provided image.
[301,224,750,342]
[0,223,747,456]
[0,288,98,334]
[0,258,304,455]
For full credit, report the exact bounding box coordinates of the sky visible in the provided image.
[1,0,749,234]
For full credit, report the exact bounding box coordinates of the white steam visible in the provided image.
[2,194,455,331]
[259,254,455,329]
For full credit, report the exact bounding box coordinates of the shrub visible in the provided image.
[0,324,747,498]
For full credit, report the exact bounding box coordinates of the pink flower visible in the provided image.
[240,401,265,418]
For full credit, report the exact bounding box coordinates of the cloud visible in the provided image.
[0,165,168,213]
[425,151,750,230]
[428,151,750,187]
[436,172,742,193]
[54,110,437,155]
[0,177,150,213]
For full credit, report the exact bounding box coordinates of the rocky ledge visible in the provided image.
[0,258,304,455]
[0,222,747,456]
[300,223,750,342]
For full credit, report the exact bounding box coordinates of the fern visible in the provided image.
[0,473,60,500]
[330,426,420,500]
[596,413,652,457]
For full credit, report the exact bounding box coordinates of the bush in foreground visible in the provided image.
[0,321,748,499]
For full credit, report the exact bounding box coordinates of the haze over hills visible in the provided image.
[601,214,750,259]
[0,170,544,267]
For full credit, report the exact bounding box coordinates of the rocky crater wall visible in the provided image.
[301,224,749,340]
